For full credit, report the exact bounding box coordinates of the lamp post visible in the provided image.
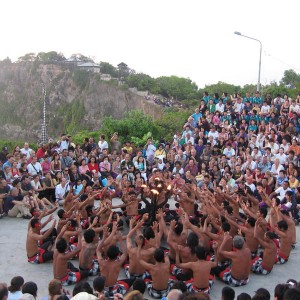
[41,83,47,144]
[234,31,262,92]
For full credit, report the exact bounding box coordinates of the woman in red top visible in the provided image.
[41,155,51,175]
[88,156,99,176]
[36,144,47,160]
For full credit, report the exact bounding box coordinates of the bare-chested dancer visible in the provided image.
[26,218,56,264]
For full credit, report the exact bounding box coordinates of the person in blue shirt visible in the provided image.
[276,170,288,187]
[213,92,220,104]
[191,108,202,124]
[221,92,229,104]
[249,110,261,123]
[73,179,83,195]
[203,91,210,104]
[252,91,262,105]
[243,101,252,114]
[243,91,253,103]
[2,155,14,171]
[248,120,258,133]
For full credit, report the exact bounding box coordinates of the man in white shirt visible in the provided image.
[55,177,70,205]
[280,139,290,154]
[145,138,156,159]
[27,156,42,176]
[272,181,291,201]
[260,101,270,116]
[208,127,219,141]
[289,101,299,114]
[215,99,224,113]
[275,148,287,165]
[273,94,284,107]
[223,144,235,158]
[242,156,257,171]
[269,139,279,155]
[59,134,69,152]
[98,134,109,153]
[20,142,33,159]
[185,133,194,145]
[234,98,244,114]
[251,147,262,161]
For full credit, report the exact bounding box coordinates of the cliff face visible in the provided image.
[0,62,161,141]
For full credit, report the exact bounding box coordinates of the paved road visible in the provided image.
[0,203,299,299]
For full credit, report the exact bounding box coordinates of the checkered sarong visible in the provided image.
[61,271,81,286]
[89,259,99,276]
[251,257,272,275]
[104,279,132,297]
[185,274,215,294]
[145,279,173,299]
[219,268,249,287]
[27,248,46,264]
[276,250,289,265]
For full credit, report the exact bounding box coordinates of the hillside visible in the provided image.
[0,61,162,141]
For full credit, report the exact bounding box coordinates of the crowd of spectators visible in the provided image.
[0,90,300,299]
[1,275,300,300]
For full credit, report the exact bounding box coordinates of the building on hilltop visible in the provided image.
[78,62,101,73]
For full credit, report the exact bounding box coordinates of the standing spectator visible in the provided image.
[98,135,108,153]
[145,138,156,159]
[20,143,33,159]
[59,134,69,152]
[110,132,122,154]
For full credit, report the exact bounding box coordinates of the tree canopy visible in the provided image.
[280,69,300,87]
[37,51,66,62]
[99,61,118,77]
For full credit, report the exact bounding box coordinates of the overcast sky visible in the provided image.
[1,0,299,88]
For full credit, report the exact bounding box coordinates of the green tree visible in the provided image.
[101,110,161,145]
[156,110,190,141]
[240,84,257,95]
[58,99,86,135]
[125,73,155,91]
[37,51,65,62]
[280,69,300,87]
[154,76,198,100]
[18,53,37,62]
[73,69,90,90]
[0,57,12,66]
[199,81,241,98]
[70,53,92,62]
[263,82,289,99]
[99,61,118,77]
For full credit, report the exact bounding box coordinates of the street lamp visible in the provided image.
[41,83,47,144]
[234,31,262,92]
